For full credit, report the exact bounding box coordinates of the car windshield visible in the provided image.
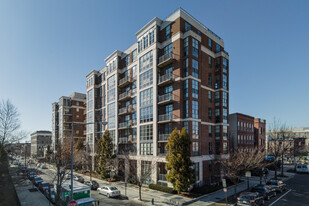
[35,177,42,181]
[42,183,49,187]
[109,187,118,191]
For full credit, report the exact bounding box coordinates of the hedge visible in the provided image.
[149,184,177,194]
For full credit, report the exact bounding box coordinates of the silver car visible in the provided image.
[97,186,120,198]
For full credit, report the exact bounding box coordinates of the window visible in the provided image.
[184,37,189,56]
[208,56,212,68]
[107,102,115,117]
[209,142,213,154]
[192,121,199,139]
[185,22,191,31]
[149,30,155,45]
[132,112,137,125]
[192,101,198,119]
[215,92,220,106]
[192,59,199,78]
[223,58,228,73]
[215,58,221,69]
[208,74,212,86]
[125,55,130,66]
[223,74,227,90]
[215,75,220,89]
[139,51,153,73]
[140,124,153,141]
[193,162,199,180]
[166,25,171,39]
[184,100,189,118]
[223,92,227,107]
[140,143,153,155]
[184,121,189,133]
[132,50,137,62]
[140,88,153,107]
[192,38,199,58]
[216,44,221,52]
[192,80,199,99]
[164,84,173,94]
[192,142,199,156]
[183,79,188,98]
[164,43,173,55]
[140,106,153,123]
[138,39,142,52]
[208,108,212,120]
[143,35,148,49]
[183,58,188,77]
[215,125,220,138]
[223,109,227,124]
[139,69,153,89]
[208,38,212,50]
[215,109,220,122]
[223,142,228,154]
[209,125,212,137]
[208,91,212,103]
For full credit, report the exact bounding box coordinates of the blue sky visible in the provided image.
[0,0,308,141]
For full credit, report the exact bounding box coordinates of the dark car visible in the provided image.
[251,185,276,201]
[74,175,84,183]
[38,182,50,193]
[251,168,269,176]
[84,180,99,190]
[237,192,265,206]
[32,176,43,186]
[266,180,287,193]
[28,172,37,181]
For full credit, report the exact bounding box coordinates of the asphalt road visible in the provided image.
[29,164,141,206]
[265,173,309,206]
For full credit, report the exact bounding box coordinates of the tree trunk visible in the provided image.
[274,162,277,180]
[281,153,284,177]
[234,184,237,197]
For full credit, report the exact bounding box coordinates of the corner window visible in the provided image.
[192,59,199,78]
[216,44,221,52]
[192,101,198,119]
[185,22,191,32]
[223,58,228,73]
[183,79,188,98]
[166,25,171,39]
[183,37,189,57]
[132,50,137,62]
[192,80,199,99]
[208,39,212,50]
[192,38,199,58]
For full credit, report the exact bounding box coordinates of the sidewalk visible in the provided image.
[9,165,51,206]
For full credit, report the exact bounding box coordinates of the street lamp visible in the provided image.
[70,121,108,201]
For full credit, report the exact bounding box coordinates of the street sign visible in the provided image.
[67,200,77,206]
[245,171,251,177]
[222,178,227,188]
[223,188,227,192]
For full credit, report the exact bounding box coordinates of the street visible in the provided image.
[27,163,141,206]
[264,173,309,206]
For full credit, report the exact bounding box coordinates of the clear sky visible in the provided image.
[0,0,308,141]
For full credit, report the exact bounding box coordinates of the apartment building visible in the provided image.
[52,92,86,153]
[86,8,229,186]
[254,118,266,150]
[31,130,52,158]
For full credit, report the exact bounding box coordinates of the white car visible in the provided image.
[296,164,309,173]
[97,186,120,198]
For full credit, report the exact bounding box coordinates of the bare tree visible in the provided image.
[216,148,267,197]
[0,100,27,147]
[267,119,293,179]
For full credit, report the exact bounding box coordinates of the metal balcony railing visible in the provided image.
[118,76,130,86]
[119,91,131,100]
[158,73,173,85]
[119,106,129,115]
[158,93,173,103]
[158,52,174,66]
[118,121,132,129]
[158,134,170,141]
[158,113,173,122]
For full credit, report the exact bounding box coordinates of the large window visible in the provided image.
[193,162,199,180]
[192,80,199,99]
[149,30,155,45]
[208,91,212,103]
[143,35,148,49]
[140,88,153,107]
[139,51,153,73]
[208,108,212,120]
[208,74,212,86]
[192,101,198,119]
[132,49,137,62]
[140,69,153,89]
[223,74,228,90]
[164,43,173,55]
[107,75,116,103]
[223,92,228,107]
[215,109,220,122]
[192,59,199,78]
[208,56,212,68]
[166,25,171,39]
[223,109,228,124]
[87,89,93,111]
[192,143,199,156]
[140,124,153,141]
[215,125,220,138]
[216,44,221,52]
[208,38,212,50]
[223,58,228,73]
[209,142,213,154]
[183,58,188,77]
[215,92,220,106]
[125,55,130,66]
[209,125,212,137]
[192,38,199,58]
[184,37,189,57]
[140,143,153,155]
[223,126,228,140]
[185,22,191,31]
[183,79,188,98]
[192,121,199,139]
[164,84,173,94]
[184,100,189,118]
[215,75,220,89]
[140,106,153,123]
[107,102,115,117]
[184,121,189,133]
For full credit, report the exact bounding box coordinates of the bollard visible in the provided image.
[152,198,154,205]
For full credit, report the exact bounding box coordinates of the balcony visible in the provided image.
[118,137,128,144]
[158,73,174,86]
[118,106,131,115]
[63,111,72,115]
[119,90,131,101]
[118,76,131,87]
[118,121,132,129]
[63,118,72,123]
[158,134,170,142]
[63,126,72,131]
[158,113,173,123]
[158,93,174,105]
[158,52,174,68]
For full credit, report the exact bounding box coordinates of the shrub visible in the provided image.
[149,184,177,194]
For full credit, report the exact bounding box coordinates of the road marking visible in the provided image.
[269,189,292,206]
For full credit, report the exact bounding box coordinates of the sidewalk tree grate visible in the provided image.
[28,188,38,192]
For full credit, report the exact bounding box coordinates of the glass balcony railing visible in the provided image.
[158,113,173,122]
[158,134,170,141]
[158,73,174,85]
[118,76,130,86]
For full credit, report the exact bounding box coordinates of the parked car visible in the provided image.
[36,163,41,168]
[266,180,287,193]
[85,180,99,190]
[251,185,276,201]
[66,173,71,180]
[38,182,50,193]
[97,186,121,198]
[45,187,55,203]
[74,175,84,183]
[20,166,28,173]
[13,160,19,165]
[296,164,309,173]
[251,168,269,176]
[32,176,43,186]
[28,172,37,181]
[41,164,47,169]
[237,192,265,206]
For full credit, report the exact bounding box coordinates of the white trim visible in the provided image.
[175,75,201,82]
[201,85,229,93]
[201,45,215,58]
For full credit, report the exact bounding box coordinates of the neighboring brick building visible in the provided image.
[229,113,255,151]
[254,118,266,150]
[31,131,52,158]
[52,92,86,153]
[86,8,229,186]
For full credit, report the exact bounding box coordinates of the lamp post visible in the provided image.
[70,121,108,201]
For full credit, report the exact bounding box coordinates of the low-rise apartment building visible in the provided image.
[31,130,52,158]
